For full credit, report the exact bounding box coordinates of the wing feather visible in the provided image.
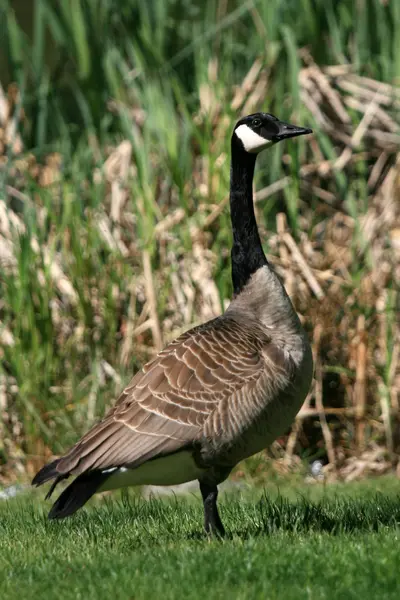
[47,315,293,479]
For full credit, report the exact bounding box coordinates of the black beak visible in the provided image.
[274,121,312,141]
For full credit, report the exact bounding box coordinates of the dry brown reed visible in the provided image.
[0,58,399,482]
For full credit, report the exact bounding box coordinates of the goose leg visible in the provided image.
[199,481,225,536]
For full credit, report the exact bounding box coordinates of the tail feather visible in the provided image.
[33,458,112,519]
[32,458,62,487]
[48,471,111,519]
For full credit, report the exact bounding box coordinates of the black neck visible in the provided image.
[229,138,267,295]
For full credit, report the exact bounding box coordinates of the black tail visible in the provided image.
[32,458,69,500]
[47,471,110,519]
[33,459,111,519]
[32,458,63,487]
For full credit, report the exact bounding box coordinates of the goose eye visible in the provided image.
[252,118,261,128]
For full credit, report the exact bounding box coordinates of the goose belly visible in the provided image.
[99,451,206,492]
[238,390,305,461]
[222,347,313,465]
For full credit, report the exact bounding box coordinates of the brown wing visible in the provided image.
[53,315,276,477]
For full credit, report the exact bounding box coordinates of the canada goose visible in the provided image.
[33,112,313,535]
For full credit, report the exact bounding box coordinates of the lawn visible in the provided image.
[1,477,400,600]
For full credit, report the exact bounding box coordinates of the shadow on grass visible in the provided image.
[225,492,400,538]
[26,490,400,544]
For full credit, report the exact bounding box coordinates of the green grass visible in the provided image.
[1,478,400,599]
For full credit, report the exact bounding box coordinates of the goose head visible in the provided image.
[233,112,312,154]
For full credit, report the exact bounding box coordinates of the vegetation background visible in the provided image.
[0,0,399,486]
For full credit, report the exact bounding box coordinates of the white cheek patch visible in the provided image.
[235,124,273,153]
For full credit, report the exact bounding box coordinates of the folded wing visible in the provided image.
[34,314,291,485]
